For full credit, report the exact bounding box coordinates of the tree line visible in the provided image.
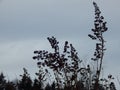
[0,2,117,90]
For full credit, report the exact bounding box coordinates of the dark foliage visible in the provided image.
[88,2,108,90]
[18,68,32,90]
[0,2,117,90]
[0,73,6,90]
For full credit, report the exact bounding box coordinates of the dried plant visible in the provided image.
[33,36,83,89]
[88,2,108,90]
[0,1,117,90]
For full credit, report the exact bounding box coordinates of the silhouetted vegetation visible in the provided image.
[0,2,117,90]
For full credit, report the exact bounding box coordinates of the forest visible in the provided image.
[0,2,117,90]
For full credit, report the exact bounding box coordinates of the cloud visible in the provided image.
[0,39,50,79]
[0,0,2,2]
[0,0,120,89]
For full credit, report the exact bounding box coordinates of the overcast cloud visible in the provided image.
[0,0,120,89]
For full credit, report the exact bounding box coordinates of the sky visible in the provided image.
[0,0,120,89]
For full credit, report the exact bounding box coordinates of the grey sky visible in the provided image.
[0,0,120,89]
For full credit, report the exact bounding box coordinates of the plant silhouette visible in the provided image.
[18,68,32,90]
[88,2,108,90]
[33,2,116,90]
[0,2,117,90]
